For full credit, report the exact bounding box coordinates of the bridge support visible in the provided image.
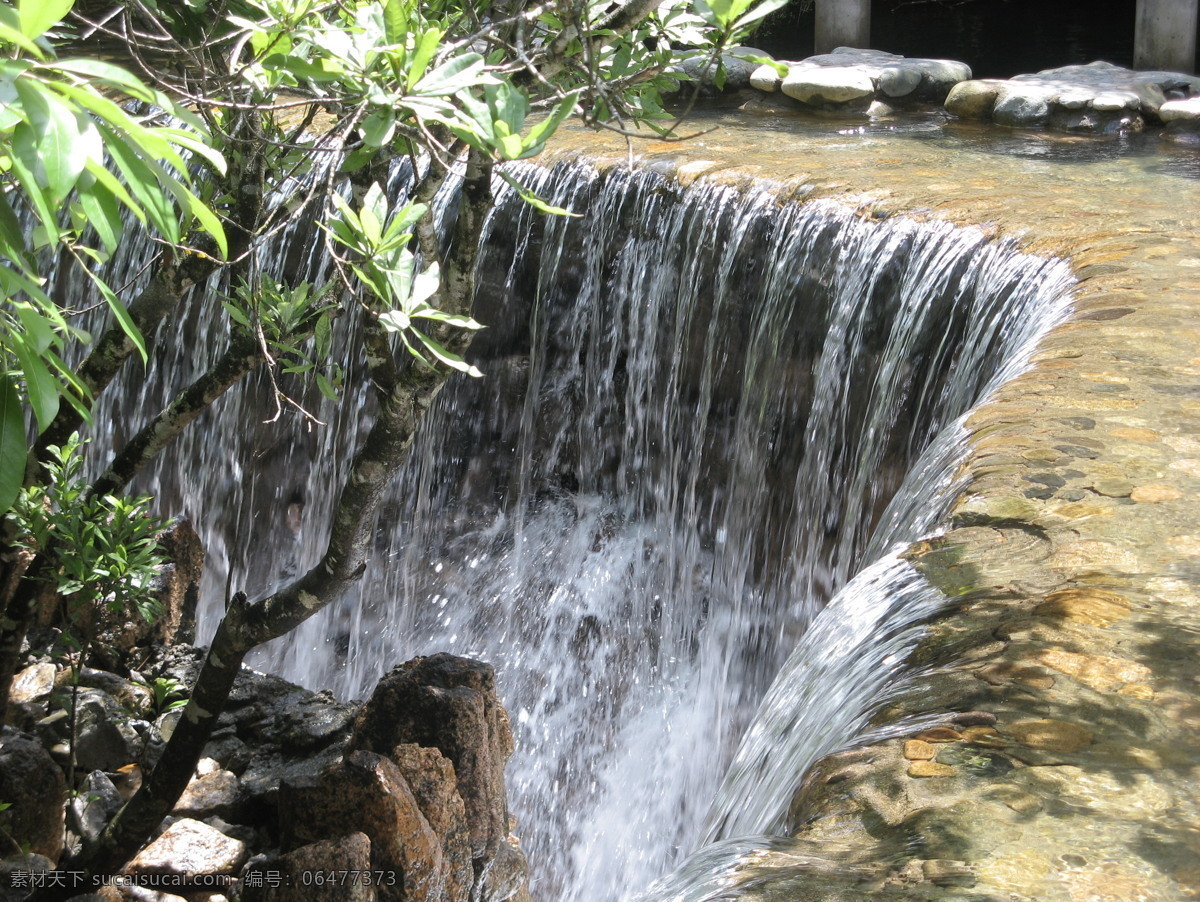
[815,0,870,54]
[1134,0,1198,73]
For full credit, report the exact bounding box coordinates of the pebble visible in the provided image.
[908,761,956,778]
[916,727,963,743]
[904,739,937,760]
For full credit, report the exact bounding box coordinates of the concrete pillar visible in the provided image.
[814,0,870,55]
[1134,0,1199,74]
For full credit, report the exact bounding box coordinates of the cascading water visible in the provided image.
[82,157,1073,901]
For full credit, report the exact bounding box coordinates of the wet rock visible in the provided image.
[944,80,1000,119]
[921,859,975,888]
[390,744,473,902]
[243,833,374,902]
[279,750,441,902]
[353,654,514,864]
[1130,483,1181,502]
[902,739,936,760]
[907,761,955,778]
[914,727,961,743]
[1034,587,1131,627]
[1035,648,1151,692]
[1006,719,1093,753]
[127,818,249,878]
[992,89,1051,127]
[0,728,65,861]
[478,835,528,902]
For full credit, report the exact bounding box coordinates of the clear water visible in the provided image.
[78,145,1076,899]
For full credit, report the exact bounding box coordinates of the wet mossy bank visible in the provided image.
[543,114,1200,900]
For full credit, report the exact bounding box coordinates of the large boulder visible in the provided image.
[0,728,65,861]
[243,833,375,902]
[352,654,514,864]
[277,751,442,902]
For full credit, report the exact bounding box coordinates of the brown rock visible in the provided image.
[908,761,956,778]
[977,662,1055,690]
[961,725,1007,748]
[244,833,375,902]
[1006,719,1093,753]
[173,769,239,819]
[0,728,66,861]
[353,655,514,862]
[127,818,248,878]
[903,739,937,761]
[279,751,441,902]
[1035,587,1131,628]
[945,80,1000,119]
[1130,483,1181,502]
[1035,648,1150,692]
[914,727,962,743]
[390,744,473,902]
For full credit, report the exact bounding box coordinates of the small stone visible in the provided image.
[1130,483,1181,502]
[903,739,937,760]
[961,725,1006,746]
[1092,477,1134,497]
[1007,719,1093,753]
[749,63,782,92]
[908,761,956,778]
[127,818,248,877]
[950,711,997,727]
[10,664,56,706]
[915,727,962,743]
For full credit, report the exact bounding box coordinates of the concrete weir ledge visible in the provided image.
[545,118,1200,900]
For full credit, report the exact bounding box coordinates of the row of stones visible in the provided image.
[696,48,1200,134]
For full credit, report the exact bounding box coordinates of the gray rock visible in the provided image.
[945,81,1000,119]
[0,728,66,861]
[73,691,142,772]
[1160,97,1200,122]
[70,771,123,843]
[879,66,921,98]
[750,63,783,93]
[174,768,240,819]
[1092,90,1139,111]
[782,66,875,105]
[992,88,1052,127]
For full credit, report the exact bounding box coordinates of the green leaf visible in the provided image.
[499,171,581,218]
[0,374,27,516]
[9,333,59,431]
[406,28,443,90]
[88,271,149,365]
[18,0,72,40]
[382,0,409,46]
[411,53,489,97]
[76,179,124,254]
[412,329,483,377]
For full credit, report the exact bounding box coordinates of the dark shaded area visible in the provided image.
[753,0,1160,79]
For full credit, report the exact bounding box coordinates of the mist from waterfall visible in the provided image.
[80,159,1073,901]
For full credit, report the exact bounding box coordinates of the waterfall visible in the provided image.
[79,158,1073,900]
